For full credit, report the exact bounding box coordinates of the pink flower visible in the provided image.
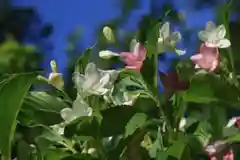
[208,150,234,160]
[191,43,219,71]
[205,141,234,160]
[120,43,146,72]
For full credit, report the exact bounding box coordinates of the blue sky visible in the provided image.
[12,0,227,73]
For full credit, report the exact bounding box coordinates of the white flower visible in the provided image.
[179,118,187,131]
[60,95,92,123]
[73,62,119,96]
[158,22,186,55]
[48,60,64,89]
[50,124,65,135]
[99,50,119,59]
[198,21,231,48]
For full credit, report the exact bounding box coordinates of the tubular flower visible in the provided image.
[191,43,219,71]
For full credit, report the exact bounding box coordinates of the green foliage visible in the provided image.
[0,73,37,159]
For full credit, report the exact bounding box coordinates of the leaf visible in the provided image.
[167,141,187,159]
[17,140,33,160]
[65,106,136,138]
[225,134,240,143]
[141,56,155,93]
[19,91,69,125]
[183,75,217,103]
[125,113,147,137]
[75,47,94,73]
[0,73,37,159]
[156,151,168,160]
[35,126,75,153]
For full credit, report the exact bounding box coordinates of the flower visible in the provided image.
[99,50,120,59]
[198,21,231,48]
[190,43,219,71]
[103,26,115,43]
[205,141,233,160]
[157,22,185,55]
[73,62,119,96]
[60,95,92,123]
[225,116,240,128]
[120,39,146,72]
[48,60,64,89]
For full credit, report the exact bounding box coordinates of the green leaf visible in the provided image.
[0,73,37,159]
[75,47,94,73]
[225,134,240,143]
[35,126,75,153]
[156,151,168,160]
[125,113,147,137]
[17,140,33,160]
[183,75,217,103]
[141,56,155,93]
[65,106,136,138]
[19,91,69,125]
[167,141,187,159]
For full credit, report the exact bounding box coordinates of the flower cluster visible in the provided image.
[191,21,231,72]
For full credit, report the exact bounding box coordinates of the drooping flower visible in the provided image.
[198,21,231,48]
[48,60,64,89]
[157,22,186,55]
[120,39,146,72]
[73,62,119,96]
[205,141,233,160]
[60,95,92,123]
[191,43,219,71]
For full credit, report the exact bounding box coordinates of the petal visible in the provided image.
[216,24,226,39]
[225,118,237,128]
[209,59,219,71]
[205,21,216,32]
[99,50,119,59]
[120,52,137,63]
[205,42,218,48]
[175,49,186,55]
[159,22,170,39]
[133,43,146,60]
[72,72,86,92]
[48,73,64,89]
[60,108,74,122]
[190,54,203,61]
[200,43,219,55]
[195,64,200,69]
[84,63,99,78]
[170,31,181,43]
[217,38,231,48]
[198,31,209,42]
[73,96,92,117]
[90,74,111,95]
[130,39,137,53]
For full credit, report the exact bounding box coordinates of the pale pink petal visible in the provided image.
[195,64,200,69]
[120,44,146,72]
[134,43,146,61]
[210,59,219,71]
[191,43,219,71]
[190,54,203,61]
[223,150,234,160]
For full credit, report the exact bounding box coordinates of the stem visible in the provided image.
[153,52,165,117]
